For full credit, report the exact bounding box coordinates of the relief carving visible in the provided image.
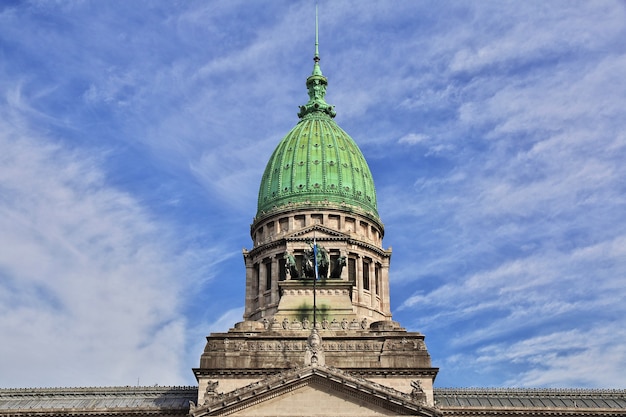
[410,380,427,405]
[202,380,219,405]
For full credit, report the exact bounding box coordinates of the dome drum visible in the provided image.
[243,208,392,324]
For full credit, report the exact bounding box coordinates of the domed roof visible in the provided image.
[256,46,378,222]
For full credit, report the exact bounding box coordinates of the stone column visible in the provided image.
[381,256,391,316]
[258,260,266,311]
[243,251,255,318]
[356,254,363,305]
[369,261,376,309]
[271,255,279,305]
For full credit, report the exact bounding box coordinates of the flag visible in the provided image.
[313,237,319,280]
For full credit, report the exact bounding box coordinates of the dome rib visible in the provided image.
[256,115,379,222]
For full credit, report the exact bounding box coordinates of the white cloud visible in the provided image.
[398,133,429,145]
[2,0,626,390]
[449,1,626,74]
[476,327,626,388]
[0,120,191,387]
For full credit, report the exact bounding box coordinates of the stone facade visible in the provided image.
[189,21,442,415]
[244,199,391,324]
[194,321,437,404]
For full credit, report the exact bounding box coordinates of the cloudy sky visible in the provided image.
[1,0,625,389]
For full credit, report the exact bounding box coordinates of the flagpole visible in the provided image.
[313,232,317,329]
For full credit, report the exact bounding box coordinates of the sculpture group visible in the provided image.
[284,241,346,280]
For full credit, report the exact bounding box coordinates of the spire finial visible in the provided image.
[297,2,336,119]
[312,3,322,76]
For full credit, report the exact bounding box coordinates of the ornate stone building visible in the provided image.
[189,25,439,417]
[1,20,625,417]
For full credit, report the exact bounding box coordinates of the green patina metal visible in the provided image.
[256,23,378,221]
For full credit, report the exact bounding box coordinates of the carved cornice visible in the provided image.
[350,368,440,378]
[347,237,392,257]
[190,365,441,417]
[193,368,279,378]
[247,223,391,258]
[199,332,430,354]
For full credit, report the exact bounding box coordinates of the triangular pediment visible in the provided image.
[230,383,395,416]
[191,366,440,417]
[285,224,349,241]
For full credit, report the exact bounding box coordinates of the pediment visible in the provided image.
[191,365,440,417]
[285,224,349,241]
[227,383,395,416]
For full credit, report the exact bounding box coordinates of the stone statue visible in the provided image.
[308,79,326,101]
[330,256,346,278]
[202,380,219,404]
[303,241,329,279]
[410,380,427,405]
[283,251,299,278]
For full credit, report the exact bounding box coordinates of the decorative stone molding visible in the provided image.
[191,364,441,417]
[304,330,325,366]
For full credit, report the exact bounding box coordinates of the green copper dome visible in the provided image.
[256,44,378,221]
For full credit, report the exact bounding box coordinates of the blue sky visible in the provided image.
[1,0,625,389]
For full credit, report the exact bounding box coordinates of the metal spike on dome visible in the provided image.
[312,3,323,77]
[297,2,336,119]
